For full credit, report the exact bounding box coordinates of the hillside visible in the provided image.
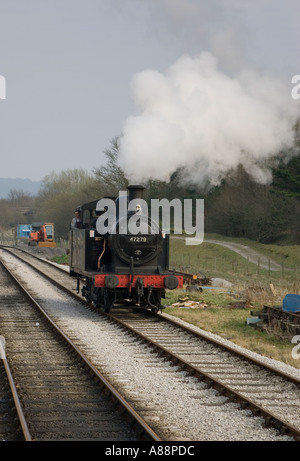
[0,178,41,198]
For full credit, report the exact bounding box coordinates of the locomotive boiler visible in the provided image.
[69,185,183,312]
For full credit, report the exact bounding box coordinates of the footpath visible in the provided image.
[205,239,282,271]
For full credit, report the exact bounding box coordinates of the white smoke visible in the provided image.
[118,52,298,186]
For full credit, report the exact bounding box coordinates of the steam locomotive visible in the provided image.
[69,185,183,312]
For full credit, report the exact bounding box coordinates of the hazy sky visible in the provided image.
[0,0,299,181]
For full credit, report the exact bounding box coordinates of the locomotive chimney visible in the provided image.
[127,185,145,202]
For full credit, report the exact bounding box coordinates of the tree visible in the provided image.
[93,137,128,195]
[36,169,102,239]
[272,153,300,199]
[271,151,300,243]
[0,190,34,229]
[205,165,291,243]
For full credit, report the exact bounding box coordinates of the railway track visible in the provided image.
[109,308,300,438]
[0,252,160,441]
[0,245,299,441]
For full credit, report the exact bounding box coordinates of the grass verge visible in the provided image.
[50,254,69,265]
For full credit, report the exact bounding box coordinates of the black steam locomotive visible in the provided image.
[69,185,183,312]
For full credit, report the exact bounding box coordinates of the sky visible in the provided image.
[0,0,299,183]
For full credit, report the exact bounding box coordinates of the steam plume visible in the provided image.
[118,52,298,186]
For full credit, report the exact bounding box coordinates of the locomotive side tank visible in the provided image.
[69,185,183,312]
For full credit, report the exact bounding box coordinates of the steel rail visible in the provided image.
[0,338,32,441]
[0,254,161,442]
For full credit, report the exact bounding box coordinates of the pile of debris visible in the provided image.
[170,296,208,309]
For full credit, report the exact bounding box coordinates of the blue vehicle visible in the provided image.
[16,224,32,238]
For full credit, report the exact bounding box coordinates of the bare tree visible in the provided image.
[36,169,102,239]
[93,137,128,195]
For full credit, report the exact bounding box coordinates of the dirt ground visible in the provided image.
[20,241,68,259]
